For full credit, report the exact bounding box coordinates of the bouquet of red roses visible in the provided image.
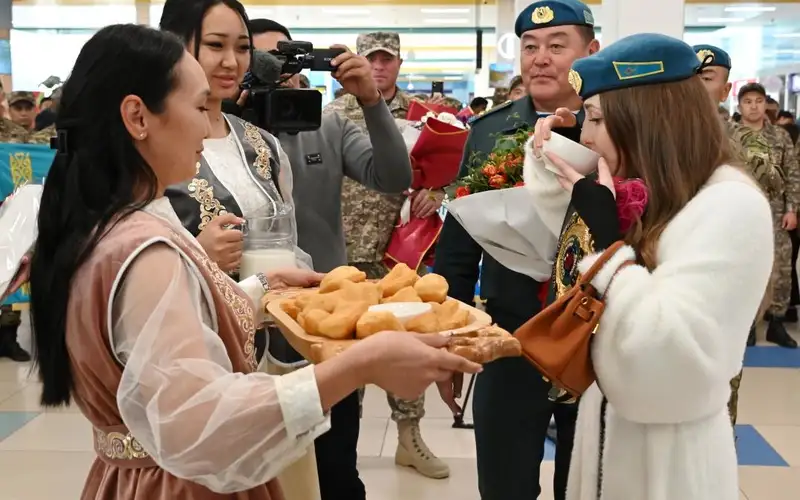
[455,126,531,198]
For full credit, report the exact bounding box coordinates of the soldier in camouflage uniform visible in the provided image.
[0,110,54,362]
[737,82,799,350]
[324,31,449,480]
[695,44,751,427]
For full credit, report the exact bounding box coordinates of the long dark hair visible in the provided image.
[601,76,731,270]
[159,0,253,58]
[29,24,185,407]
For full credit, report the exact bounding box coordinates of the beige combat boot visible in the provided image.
[395,419,450,479]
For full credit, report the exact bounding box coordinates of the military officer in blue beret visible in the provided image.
[433,1,598,499]
[694,44,734,109]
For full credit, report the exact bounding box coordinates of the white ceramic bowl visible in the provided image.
[368,302,432,323]
[541,131,600,176]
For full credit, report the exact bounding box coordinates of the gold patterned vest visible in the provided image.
[65,211,281,499]
[165,114,285,236]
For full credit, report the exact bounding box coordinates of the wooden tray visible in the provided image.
[266,297,493,363]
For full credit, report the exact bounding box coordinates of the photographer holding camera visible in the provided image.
[243,19,413,500]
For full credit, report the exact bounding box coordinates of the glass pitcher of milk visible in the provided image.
[239,207,297,279]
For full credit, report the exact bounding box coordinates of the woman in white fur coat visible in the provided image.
[524,34,774,500]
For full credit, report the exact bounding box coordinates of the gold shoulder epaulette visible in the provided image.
[472,100,513,124]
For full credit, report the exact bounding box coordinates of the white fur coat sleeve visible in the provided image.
[522,136,573,238]
[577,169,773,424]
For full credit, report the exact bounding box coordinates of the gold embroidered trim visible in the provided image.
[242,122,273,181]
[94,428,149,461]
[187,178,229,232]
[554,212,594,299]
[169,231,257,371]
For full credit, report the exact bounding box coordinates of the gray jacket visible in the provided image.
[277,99,412,272]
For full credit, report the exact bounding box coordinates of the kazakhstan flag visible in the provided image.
[0,143,55,199]
[0,143,55,306]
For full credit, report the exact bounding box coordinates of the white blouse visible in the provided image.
[203,132,276,220]
[202,121,313,270]
[110,198,330,494]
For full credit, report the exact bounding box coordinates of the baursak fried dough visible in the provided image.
[414,273,449,303]
[339,280,382,306]
[379,263,419,297]
[356,311,404,339]
[404,311,441,333]
[298,309,331,336]
[319,266,367,293]
[438,308,470,331]
[382,286,422,304]
[317,301,370,340]
[279,299,301,320]
[303,291,341,313]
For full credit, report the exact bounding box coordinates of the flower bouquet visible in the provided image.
[0,184,42,305]
[406,99,460,122]
[384,110,470,271]
[447,127,649,281]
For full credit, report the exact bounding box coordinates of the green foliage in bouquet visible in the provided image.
[455,115,533,198]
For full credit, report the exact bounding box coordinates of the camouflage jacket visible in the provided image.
[731,122,800,212]
[0,118,52,144]
[323,89,417,263]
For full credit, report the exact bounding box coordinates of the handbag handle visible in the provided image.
[574,241,627,288]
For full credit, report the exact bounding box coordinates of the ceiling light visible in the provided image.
[321,8,371,15]
[423,18,470,24]
[724,6,776,13]
[421,8,470,14]
[697,17,745,23]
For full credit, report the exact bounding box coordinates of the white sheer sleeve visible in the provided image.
[112,241,330,494]
[271,135,314,270]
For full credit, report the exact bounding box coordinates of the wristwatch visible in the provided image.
[255,272,271,293]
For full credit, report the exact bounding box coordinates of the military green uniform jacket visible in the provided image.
[435,97,583,329]
[731,121,800,213]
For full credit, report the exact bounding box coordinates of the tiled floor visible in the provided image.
[0,328,798,499]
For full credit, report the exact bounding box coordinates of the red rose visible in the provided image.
[613,177,648,233]
[496,164,506,174]
[489,174,507,189]
[482,165,498,177]
[455,186,471,198]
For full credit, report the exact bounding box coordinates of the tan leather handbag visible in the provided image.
[514,241,634,398]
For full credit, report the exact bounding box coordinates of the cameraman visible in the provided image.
[245,19,413,500]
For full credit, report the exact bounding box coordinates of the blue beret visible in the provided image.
[569,33,702,101]
[515,0,595,37]
[692,44,732,70]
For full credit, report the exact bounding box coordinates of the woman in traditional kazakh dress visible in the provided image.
[27,24,480,500]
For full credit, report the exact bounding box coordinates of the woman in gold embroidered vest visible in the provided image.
[161,0,311,273]
[27,24,481,500]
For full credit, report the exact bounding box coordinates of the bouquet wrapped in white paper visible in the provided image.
[445,135,572,280]
[0,184,42,303]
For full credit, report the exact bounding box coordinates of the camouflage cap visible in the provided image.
[8,91,36,106]
[356,32,401,58]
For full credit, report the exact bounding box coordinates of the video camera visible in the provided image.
[241,41,345,133]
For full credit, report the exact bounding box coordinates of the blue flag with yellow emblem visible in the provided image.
[0,143,55,305]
